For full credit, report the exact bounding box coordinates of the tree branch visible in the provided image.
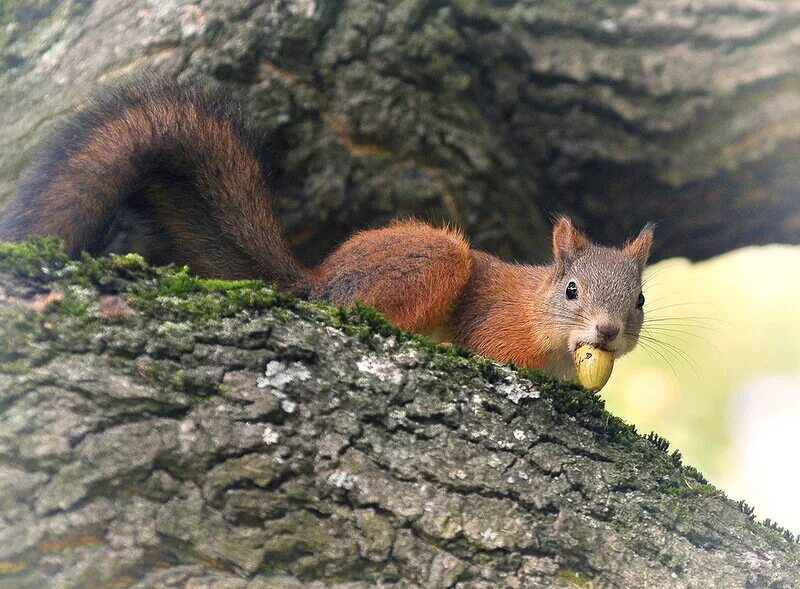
[0,240,797,587]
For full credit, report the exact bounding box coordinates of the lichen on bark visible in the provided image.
[0,240,798,588]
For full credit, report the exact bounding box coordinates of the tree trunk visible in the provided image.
[0,241,798,588]
[0,1,799,265]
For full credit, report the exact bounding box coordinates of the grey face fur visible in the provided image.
[547,246,645,357]
[544,217,653,376]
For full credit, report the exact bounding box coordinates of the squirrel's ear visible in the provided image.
[552,216,589,275]
[625,223,655,271]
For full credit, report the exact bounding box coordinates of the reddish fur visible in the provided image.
[449,252,559,369]
[552,215,589,275]
[624,224,654,270]
[313,221,472,334]
[313,222,567,369]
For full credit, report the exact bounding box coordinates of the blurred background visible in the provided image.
[603,246,800,533]
[0,0,799,533]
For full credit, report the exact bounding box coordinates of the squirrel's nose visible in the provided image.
[596,324,620,341]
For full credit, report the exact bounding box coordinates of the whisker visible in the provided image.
[641,343,697,387]
[638,339,692,397]
[644,315,741,333]
[641,265,673,285]
[637,331,698,364]
[642,324,718,336]
[636,334,701,377]
[644,302,716,313]
[643,316,721,323]
[635,339,659,364]
[639,292,702,306]
[533,309,595,327]
[636,338,682,383]
[642,316,726,328]
[640,326,726,358]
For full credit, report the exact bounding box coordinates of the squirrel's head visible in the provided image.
[546,216,654,360]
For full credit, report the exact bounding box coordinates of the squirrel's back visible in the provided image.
[0,75,309,290]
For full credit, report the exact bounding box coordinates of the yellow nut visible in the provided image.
[574,344,615,390]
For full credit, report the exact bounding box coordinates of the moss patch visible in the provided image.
[555,567,594,587]
[129,267,296,323]
[0,237,68,279]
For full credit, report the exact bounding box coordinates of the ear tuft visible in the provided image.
[625,222,655,271]
[552,216,590,275]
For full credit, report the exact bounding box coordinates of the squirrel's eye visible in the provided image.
[636,292,645,309]
[566,281,578,300]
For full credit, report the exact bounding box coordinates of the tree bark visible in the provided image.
[0,241,798,588]
[1,1,799,265]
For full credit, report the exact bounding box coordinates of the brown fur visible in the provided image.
[0,76,653,377]
[450,252,559,368]
[624,223,655,271]
[552,215,590,276]
[313,221,472,334]
[0,77,308,290]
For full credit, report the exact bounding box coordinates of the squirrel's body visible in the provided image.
[0,76,653,379]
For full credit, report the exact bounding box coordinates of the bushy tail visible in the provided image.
[0,75,310,291]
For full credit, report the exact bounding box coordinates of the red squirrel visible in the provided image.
[0,76,653,380]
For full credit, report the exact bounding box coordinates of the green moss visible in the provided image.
[49,299,89,317]
[67,251,159,290]
[738,500,756,521]
[132,286,290,323]
[520,368,637,443]
[169,368,187,389]
[762,518,800,544]
[109,252,147,268]
[645,431,670,452]
[117,265,296,323]
[555,567,594,587]
[151,269,264,297]
[322,302,476,367]
[0,236,68,279]
[329,302,403,340]
[0,312,51,377]
[661,479,719,498]
[49,291,89,317]
[681,464,708,485]
[0,358,30,375]
[136,360,167,383]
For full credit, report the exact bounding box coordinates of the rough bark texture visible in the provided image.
[0,241,799,588]
[1,1,800,265]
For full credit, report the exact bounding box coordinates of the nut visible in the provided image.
[574,344,615,390]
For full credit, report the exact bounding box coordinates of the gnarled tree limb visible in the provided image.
[0,241,797,588]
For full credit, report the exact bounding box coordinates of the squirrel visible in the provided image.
[0,76,653,380]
